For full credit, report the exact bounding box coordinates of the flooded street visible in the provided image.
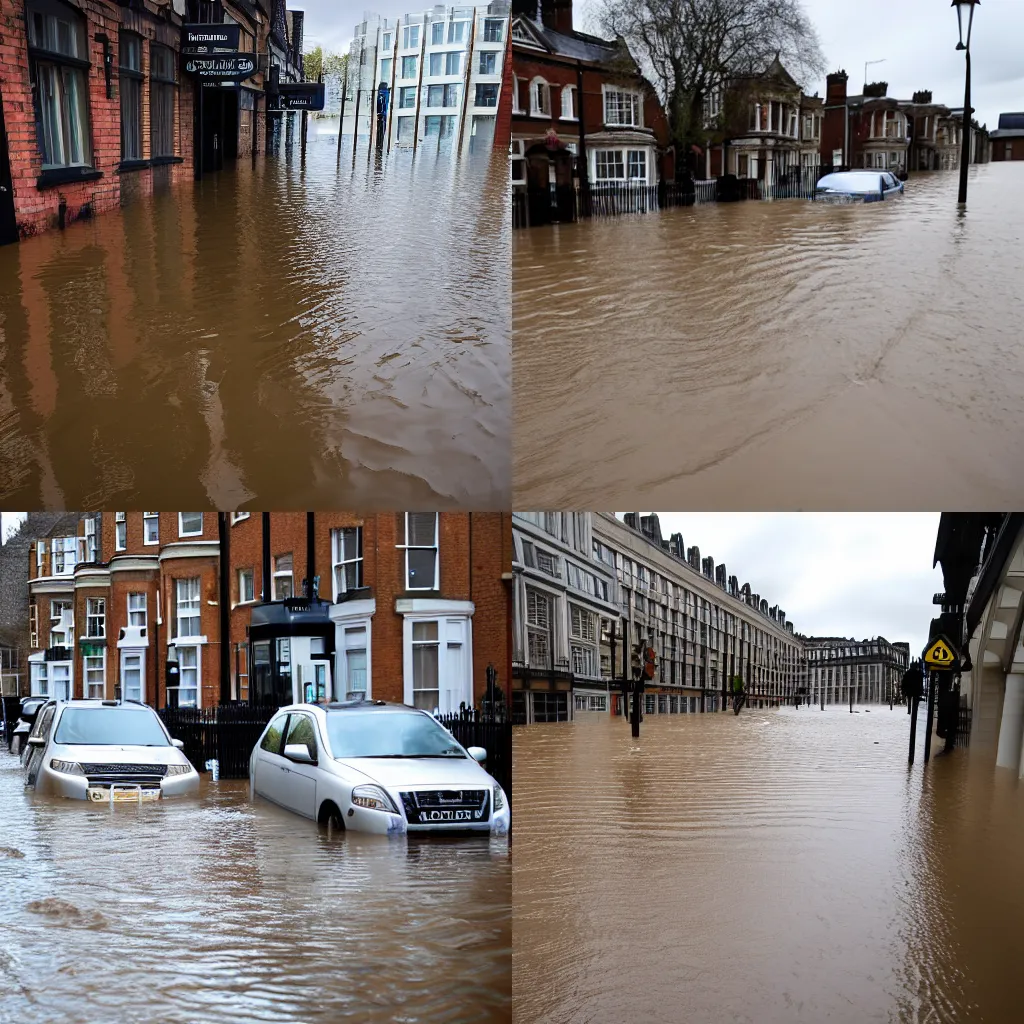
[513,709,1024,1024]
[0,139,509,509]
[0,752,511,1023]
[513,165,1024,509]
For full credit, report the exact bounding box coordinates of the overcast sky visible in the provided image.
[631,514,942,655]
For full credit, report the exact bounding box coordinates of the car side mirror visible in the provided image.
[171,738,184,750]
[467,746,487,764]
[27,735,45,747]
[283,743,316,764]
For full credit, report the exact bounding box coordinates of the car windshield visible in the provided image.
[816,172,882,193]
[327,711,467,758]
[53,708,170,746]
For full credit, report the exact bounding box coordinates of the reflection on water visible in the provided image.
[513,165,1024,508]
[0,753,510,1023]
[0,139,509,509]
[512,709,1024,1024]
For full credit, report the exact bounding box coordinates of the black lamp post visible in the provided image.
[952,0,980,205]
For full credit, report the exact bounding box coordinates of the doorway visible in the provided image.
[0,87,18,246]
[196,85,240,175]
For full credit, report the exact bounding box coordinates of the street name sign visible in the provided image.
[184,53,258,80]
[269,83,326,111]
[183,24,241,51]
[924,636,958,669]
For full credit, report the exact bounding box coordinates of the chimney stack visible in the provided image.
[826,70,848,105]
[540,0,574,34]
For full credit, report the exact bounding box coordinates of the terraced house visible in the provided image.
[0,0,304,244]
[24,512,511,715]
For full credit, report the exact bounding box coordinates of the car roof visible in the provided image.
[276,700,426,715]
[816,171,887,191]
[54,699,155,710]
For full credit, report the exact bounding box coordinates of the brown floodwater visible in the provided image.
[0,751,510,1022]
[512,708,1024,1024]
[0,138,509,509]
[513,164,1024,508]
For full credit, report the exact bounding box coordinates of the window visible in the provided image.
[238,568,254,604]
[399,86,417,108]
[119,33,143,161]
[483,18,504,42]
[342,626,368,699]
[382,32,392,51]
[29,603,39,648]
[604,89,640,127]
[627,150,647,180]
[83,516,97,562]
[411,620,439,711]
[86,598,105,638]
[428,52,441,76]
[128,592,146,628]
[115,511,127,551]
[525,587,551,667]
[84,655,105,699]
[595,150,625,180]
[530,79,550,116]
[50,599,73,647]
[31,660,47,697]
[425,115,455,138]
[27,0,92,171]
[122,652,143,702]
[379,57,392,84]
[475,84,498,108]
[427,84,443,106]
[179,513,202,537]
[174,646,199,707]
[284,714,318,760]
[231,512,249,524]
[401,55,418,79]
[36,541,44,573]
[431,21,444,46]
[532,691,569,723]
[396,115,414,141]
[402,25,420,49]
[560,85,576,119]
[478,51,496,75]
[331,528,363,599]
[144,512,159,544]
[260,715,286,753]
[447,20,468,44]
[52,535,76,575]
[399,513,438,590]
[175,578,200,638]
[445,51,461,76]
[510,138,525,185]
[273,554,293,599]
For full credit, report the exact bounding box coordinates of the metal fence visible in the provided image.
[954,705,972,749]
[159,703,512,795]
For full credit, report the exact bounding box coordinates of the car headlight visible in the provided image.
[351,785,398,813]
[493,784,505,812]
[49,759,83,775]
[165,764,193,777]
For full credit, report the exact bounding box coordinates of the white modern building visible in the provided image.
[802,636,910,707]
[338,4,509,154]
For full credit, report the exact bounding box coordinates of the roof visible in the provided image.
[998,112,1024,130]
[514,16,632,66]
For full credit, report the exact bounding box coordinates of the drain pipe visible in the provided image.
[261,512,271,602]
[306,511,315,598]
[218,513,231,704]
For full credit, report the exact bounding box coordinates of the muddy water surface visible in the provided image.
[513,708,1024,1023]
[0,140,509,508]
[513,165,1024,508]
[0,752,510,1022]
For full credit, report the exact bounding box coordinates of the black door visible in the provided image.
[0,88,18,246]
[198,87,240,174]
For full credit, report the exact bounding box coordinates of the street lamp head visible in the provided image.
[952,0,980,51]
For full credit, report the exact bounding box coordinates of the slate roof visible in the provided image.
[516,17,635,68]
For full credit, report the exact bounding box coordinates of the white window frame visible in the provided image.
[30,659,48,697]
[120,649,145,703]
[237,567,255,605]
[143,512,159,545]
[84,654,105,699]
[127,591,147,628]
[50,661,72,702]
[339,621,371,700]
[530,77,550,117]
[172,644,200,708]
[178,513,203,538]
[603,86,641,128]
[402,24,420,50]
[115,512,127,551]
[403,611,472,715]
[511,74,523,115]
[175,577,201,639]
[231,512,250,525]
[86,597,105,639]
[273,554,294,600]
[36,541,44,573]
[83,516,97,562]
[331,527,364,601]
[52,536,76,576]
[560,84,576,120]
[510,138,526,186]
[398,513,439,591]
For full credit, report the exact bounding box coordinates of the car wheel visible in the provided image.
[317,801,345,832]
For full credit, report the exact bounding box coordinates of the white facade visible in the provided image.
[339,4,509,155]
[803,637,909,707]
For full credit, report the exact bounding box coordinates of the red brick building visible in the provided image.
[0,0,304,245]
[509,0,672,192]
[25,512,512,715]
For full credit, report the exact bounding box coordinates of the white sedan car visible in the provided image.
[249,700,509,836]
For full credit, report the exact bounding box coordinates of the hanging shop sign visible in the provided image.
[182,24,242,51]
[268,83,326,111]
[184,53,258,80]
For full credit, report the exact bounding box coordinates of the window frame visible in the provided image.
[273,553,293,600]
[398,513,439,591]
[178,512,203,538]
[175,577,201,639]
[86,597,105,639]
[127,591,147,628]
[143,512,159,545]
[331,527,364,601]
[115,511,127,551]
[118,30,144,163]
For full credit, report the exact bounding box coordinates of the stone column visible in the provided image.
[996,672,1024,770]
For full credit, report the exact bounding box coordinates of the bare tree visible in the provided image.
[597,0,825,171]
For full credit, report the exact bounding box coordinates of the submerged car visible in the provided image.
[24,700,199,802]
[250,699,510,836]
[8,696,48,757]
[814,170,904,203]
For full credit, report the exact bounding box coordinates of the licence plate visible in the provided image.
[88,788,160,803]
[421,809,473,822]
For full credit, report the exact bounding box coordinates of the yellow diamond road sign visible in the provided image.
[924,638,956,668]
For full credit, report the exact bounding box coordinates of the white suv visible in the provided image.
[250,700,510,836]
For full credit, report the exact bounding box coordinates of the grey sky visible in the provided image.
[633,514,942,655]
[574,0,1021,129]
[293,3,403,55]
